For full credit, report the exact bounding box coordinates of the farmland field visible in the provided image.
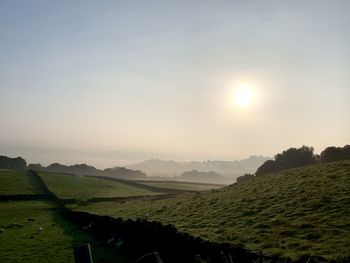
[134,180,224,191]
[0,201,129,263]
[39,172,161,200]
[0,169,38,195]
[73,160,350,261]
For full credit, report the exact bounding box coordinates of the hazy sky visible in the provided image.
[1,0,349,167]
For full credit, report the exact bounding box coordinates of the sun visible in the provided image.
[234,84,254,108]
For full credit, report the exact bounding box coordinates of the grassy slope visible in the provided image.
[135,181,223,191]
[0,201,129,263]
[0,169,38,195]
[39,172,160,200]
[73,160,350,260]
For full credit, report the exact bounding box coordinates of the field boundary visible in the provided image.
[0,194,48,201]
[0,170,53,201]
[61,209,339,263]
[84,175,196,194]
[30,170,344,263]
[134,179,226,187]
[64,193,181,206]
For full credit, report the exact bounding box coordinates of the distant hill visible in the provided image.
[126,156,271,181]
[28,162,146,179]
[29,163,99,175]
[177,170,228,184]
[103,167,146,179]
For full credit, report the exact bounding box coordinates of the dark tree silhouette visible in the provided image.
[320,145,350,163]
[255,160,278,176]
[274,145,316,170]
[0,156,27,170]
[256,146,316,176]
[27,163,43,170]
[236,173,255,184]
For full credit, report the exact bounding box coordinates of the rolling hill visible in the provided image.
[0,169,131,263]
[29,163,146,179]
[0,201,129,263]
[0,169,39,195]
[126,156,271,180]
[74,160,350,260]
[38,172,161,200]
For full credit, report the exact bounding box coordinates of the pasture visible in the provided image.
[0,201,129,263]
[0,169,38,196]
[134,180,224,191]
[39,172,161,200]
[73,160,350,261]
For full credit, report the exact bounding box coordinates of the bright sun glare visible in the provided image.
[234,84,254,108]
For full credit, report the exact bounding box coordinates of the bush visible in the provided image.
[236,173,255,184]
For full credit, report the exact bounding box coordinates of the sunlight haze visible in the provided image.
[0,0,349,167]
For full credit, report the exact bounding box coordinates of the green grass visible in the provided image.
[73,160,350,260]
[0,169,38,195]
[39,172,160,200]
[135,180,223,191]
[0,201,129,263]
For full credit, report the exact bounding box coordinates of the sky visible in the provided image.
[0,0,349,168]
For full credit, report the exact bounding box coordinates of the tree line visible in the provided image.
[236,144,350,182]
[0,156,27,170]
[256,144,350,176]
[0,155,146,179]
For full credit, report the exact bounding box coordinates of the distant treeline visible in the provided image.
[176,170,228,183]
[236,144,350,182]
[0,156,146,179]
[0,156,27,170]
[28,163,146,179]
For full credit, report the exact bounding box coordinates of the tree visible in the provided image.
[343,145,350,158]
[320,145,350,163]
[274,145,316,170]
[28,163,44,170]
[236,173,255,184]
[0,156,27,170]
[255,146,317,176]
[255,160,277,176]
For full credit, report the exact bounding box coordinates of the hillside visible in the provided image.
[38,172,161,200]
[177,170,227,184]
[74,160,350,260]
[0,201,129,263]
[0,169,131,262]
[0,169,39,195]
[29,163,146,179]
[126,156,271,180]
[134,180,223,191]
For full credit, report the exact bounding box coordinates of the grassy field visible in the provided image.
[73,160,350,260]
[134,180,224,191]
[0,169,38,195]
[0,201,129,263]
[39,172,161,200]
